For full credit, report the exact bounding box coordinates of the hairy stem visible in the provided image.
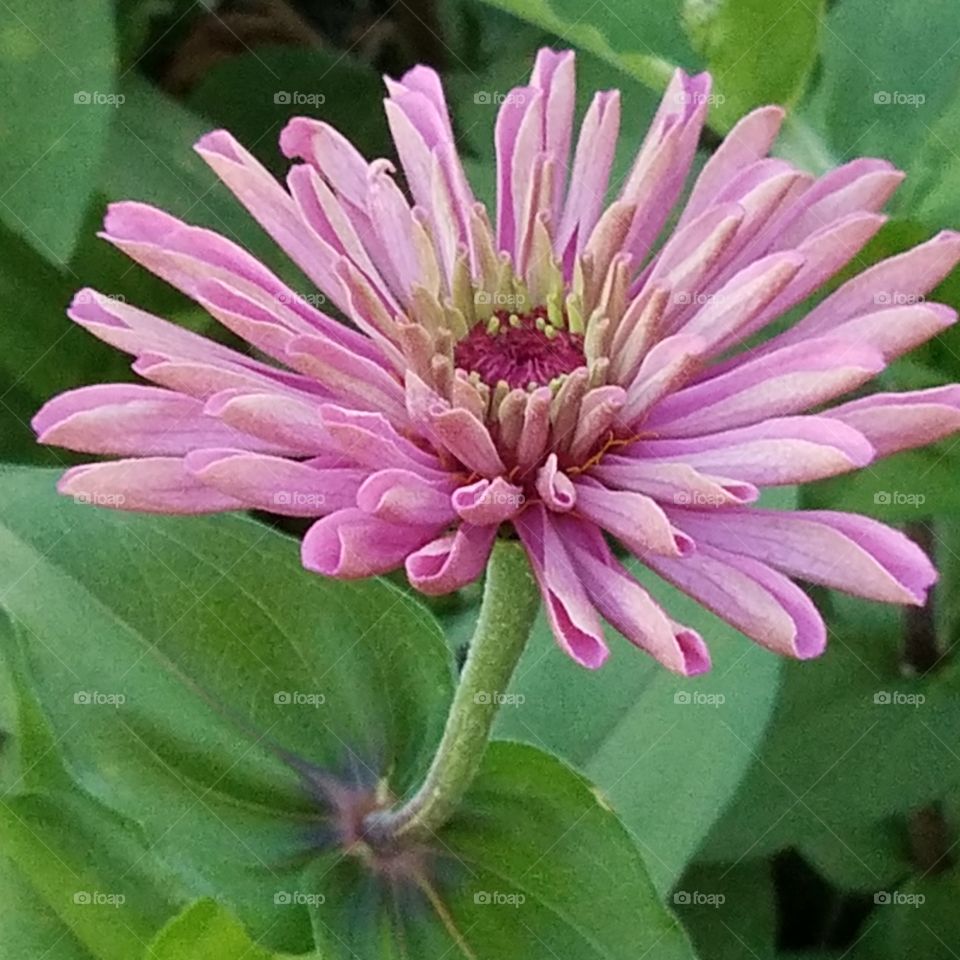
[365,539,539,845]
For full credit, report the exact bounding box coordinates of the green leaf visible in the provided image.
[473,0,692,96]
[683,0,824,129]
[0,854,92,960]
[851,866,960,959]
[186,48,392,174]
[145,899,315,960]
[672,861,776,960]
[0,466,453,953]
[806,0,960,226]
[0,227,130,465]
[494,490,792,895]
[0,787,185,960]
[701,594,960,864]
[306,742,697,960]
[0,0,115,263]
[101,74,305,287]
[803,446,960,520]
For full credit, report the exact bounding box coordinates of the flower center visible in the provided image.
[454,306,585,390]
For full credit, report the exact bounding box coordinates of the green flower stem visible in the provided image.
[365,539,540,845]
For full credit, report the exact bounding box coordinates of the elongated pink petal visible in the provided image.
[562,518,710,675]
[784,230,960,343]
[678,105,784,229]
[646,338,885,436]
[644,544,827,659]
[573,479,694,557]
[629,416,875,485]
[673,508,935,605]
[185,449,363,516]
[516,505,608,668]
[59,458,244,514]
[591,455,758,507]
[826,386,960,456]
[32,384,283,456]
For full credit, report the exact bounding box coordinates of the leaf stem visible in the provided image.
[364,539,540,845]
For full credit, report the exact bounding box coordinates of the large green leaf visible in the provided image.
[144,899,315,960]
[101,74,300,285]
[701,593,960,865]
[0,854,92,960]
[806,0,960,227]
[0,466,453,953]
[186,48,392,175]
[851,865,960,959]
[0,227,130,465]
[494,491,792,895]
[306,742,697,960]
[673,861,776,960]
[684,0,824,129]
[0,789,184,960]
[0,0,115,263]
[474,0,693,95]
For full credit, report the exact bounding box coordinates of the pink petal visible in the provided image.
[32,384,283,456]
[356,469,455,525]
[59,458,244,514]
[629,416,876,485]
[678,105,785,229]
[643,544,827,660]
[826,386,960,456]
[535,453,576,513]
[673,508,936,605]
[591,455,758,507]
[405,524,498,596]
[452,477,525,525]
[185,449,363,516]
[562,518,710,675]
[516,505,609,669]
[646,338,886,437]
[301,508,440,578]
[573,479,694,557]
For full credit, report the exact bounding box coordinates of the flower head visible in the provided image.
[35,50,960,675]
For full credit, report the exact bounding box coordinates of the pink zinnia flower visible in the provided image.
[35,50,960,675]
